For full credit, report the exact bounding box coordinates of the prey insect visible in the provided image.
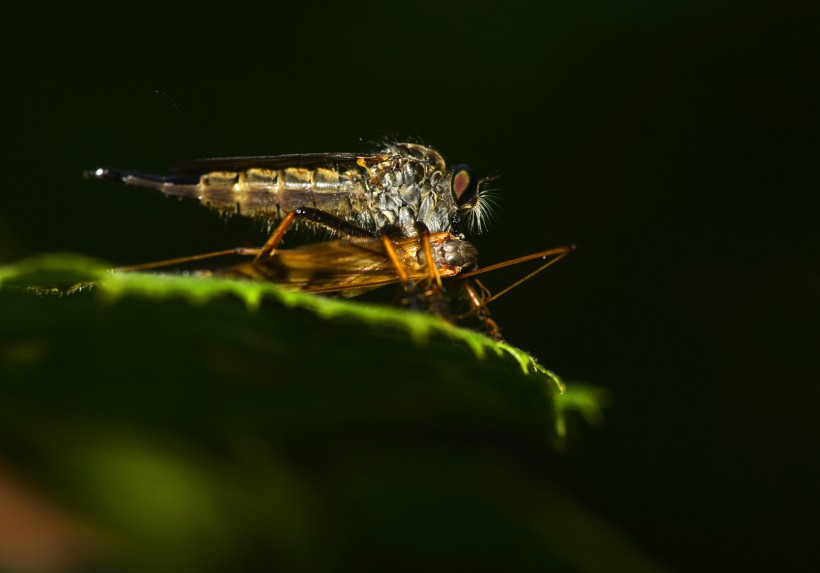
[220,231,479,298]
[222,235,572,339]
[118,231,573,341]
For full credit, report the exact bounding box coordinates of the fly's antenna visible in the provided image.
[155,89,203,158]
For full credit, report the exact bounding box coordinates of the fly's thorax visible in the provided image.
[367,143,458,236]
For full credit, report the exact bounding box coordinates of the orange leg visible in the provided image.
[380,229,445,314]
[414,222,443,290]
[461,280,503,341]
[254,211,297,262]
[119,207,379,272]
[116,247,262,272]
[413,222,448,316]
[380,233,412,285]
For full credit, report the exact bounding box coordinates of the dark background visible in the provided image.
[2,1,817,571]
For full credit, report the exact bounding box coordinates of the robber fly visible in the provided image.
[86,142,495,253]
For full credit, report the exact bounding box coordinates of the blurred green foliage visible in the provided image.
[0,255,663,572]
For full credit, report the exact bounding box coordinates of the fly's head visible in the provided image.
[449,165,497,235]
[378,143,497,237]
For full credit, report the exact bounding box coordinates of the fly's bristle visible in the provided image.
[468,187,500,234]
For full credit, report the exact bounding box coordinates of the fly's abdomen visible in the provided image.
[88,165,373,223]
[199,167,366,218]
[193,166,373,219]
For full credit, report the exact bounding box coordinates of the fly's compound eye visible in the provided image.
[451,164,479,207]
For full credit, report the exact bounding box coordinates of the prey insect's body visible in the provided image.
[223,232,479,298]
[211,234,572,339]
[87,142,493,240]
[222,231,501,336]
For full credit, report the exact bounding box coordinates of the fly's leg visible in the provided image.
[254,211,297,262]
[412,222,448,317]
[120,207,377,272]
[413,222,444,290]
[256,208,431,312]
[379,227,422,307]
[460,279,504,341]
[255,207,376,262]
[380,222,449,315]
[377,223,448,314]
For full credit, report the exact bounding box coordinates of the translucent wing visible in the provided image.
[221,233,475,297]
[169,152,387,175]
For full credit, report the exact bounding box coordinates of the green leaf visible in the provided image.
[0,254,661,573]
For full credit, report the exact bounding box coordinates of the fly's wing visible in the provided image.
[220,236,426,297]
[169,152,388,176]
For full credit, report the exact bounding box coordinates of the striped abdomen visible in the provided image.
[88,165,374,223]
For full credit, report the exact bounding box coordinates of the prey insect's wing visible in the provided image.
[221,232,475,297]
[169,152,387,175]
[221,236,428,297]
